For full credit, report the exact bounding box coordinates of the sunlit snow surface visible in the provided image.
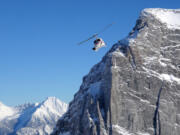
[142,8,180,29]
[0,102,17,120]
[0,97,68,135]
[113,125,150,135]
[160,74,180,84]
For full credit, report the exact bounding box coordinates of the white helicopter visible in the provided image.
[78,23,114,51]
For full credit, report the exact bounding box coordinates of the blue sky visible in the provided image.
[0,0,179,106]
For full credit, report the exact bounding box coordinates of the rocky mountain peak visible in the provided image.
[0,101,15,121]
[34,97,68,118]
[0,97,68,135]
[141,8,180,29]
[52,8,180,135]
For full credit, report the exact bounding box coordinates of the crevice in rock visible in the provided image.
[129,18,148,35]
[153,81,164,135]
[158,111,161,135]
[128,46,137,70]
[107,109,112,135]
[118,45,137,70]
[79,95,88,134]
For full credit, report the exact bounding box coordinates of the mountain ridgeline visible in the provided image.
[0,97,68,135]
[52,8,180,135]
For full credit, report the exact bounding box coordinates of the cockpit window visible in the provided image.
[97,39,101,41]
[94,39,101,44]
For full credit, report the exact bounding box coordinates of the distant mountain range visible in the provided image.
[0,97,68,135]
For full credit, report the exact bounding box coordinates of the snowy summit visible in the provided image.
[0,102,16,120]
[141,8,180,29]
[0,97,68,135]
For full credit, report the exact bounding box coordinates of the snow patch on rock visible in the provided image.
[142,66,180,84]
[160,74,180,84]
[112,125,134,135]
[120,30,139,46]
[112,125,150,135]
[142,8,180,29]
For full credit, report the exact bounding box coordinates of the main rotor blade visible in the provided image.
[77,22,114,45]
[97,22,115,35]
[77,34,98,45]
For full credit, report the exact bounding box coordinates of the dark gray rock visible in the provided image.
[52,8,180,135]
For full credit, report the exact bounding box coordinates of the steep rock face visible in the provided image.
[52,8,180,135]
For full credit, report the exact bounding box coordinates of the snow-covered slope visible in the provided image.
[0,102,16,120]
[141,8,180,29]
[0,97,68,135]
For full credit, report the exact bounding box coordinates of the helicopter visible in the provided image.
[78,23,114,51]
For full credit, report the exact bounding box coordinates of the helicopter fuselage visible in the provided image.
[92,38,106,51]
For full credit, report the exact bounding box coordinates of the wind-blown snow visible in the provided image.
[142,8,180,29]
